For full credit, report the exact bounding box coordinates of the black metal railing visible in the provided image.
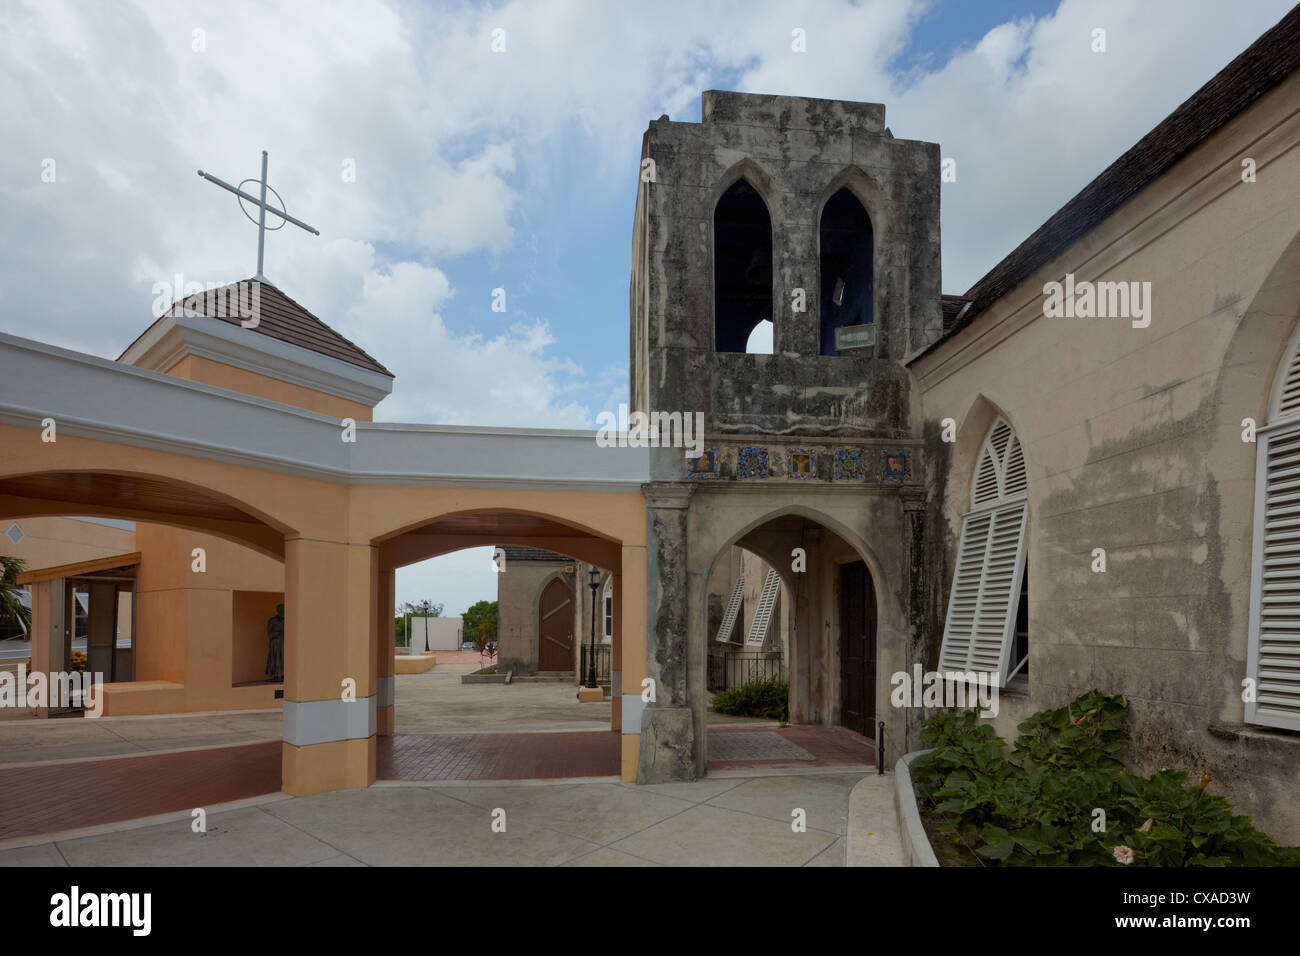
[579,642,612,685]
[708,650,784,692]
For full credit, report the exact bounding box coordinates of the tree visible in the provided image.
[462,600,497,645]
[400,600,444,619]
[0,556,31,634]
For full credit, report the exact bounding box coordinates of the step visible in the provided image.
[513,672,577,683]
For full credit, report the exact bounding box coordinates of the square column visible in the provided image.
[375,568,395,735]
[609,572,622,732]
[636,483,695,782]
[281,537,378,795]
[618,547,647,781]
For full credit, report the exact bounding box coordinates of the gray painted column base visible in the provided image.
[637,706,697,783]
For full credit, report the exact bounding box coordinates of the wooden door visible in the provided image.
[537,577,574,671]
[839,561,876,737]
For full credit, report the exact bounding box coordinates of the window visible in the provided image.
[937,418,1029,687]
[1246,329,1300,731]
[819,188,874,356]
[714,178,773,353]
[602,577,613,644]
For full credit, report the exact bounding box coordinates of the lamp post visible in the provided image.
[585,567,601,689]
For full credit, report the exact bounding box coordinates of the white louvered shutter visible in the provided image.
[1276,337,1300,420]
[745,568,781,647]
[1247,424,1300,730]
[715,574,745,644]
[937,418,1029,686]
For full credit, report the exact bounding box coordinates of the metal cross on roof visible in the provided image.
[196,150,319,286]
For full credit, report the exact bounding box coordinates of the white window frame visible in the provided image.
[602,576,613,644]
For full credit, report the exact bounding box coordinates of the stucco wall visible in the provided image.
[912,70,1300,841]
[4,516,135,569]
[498,560,576,674]
[133,522,285,712]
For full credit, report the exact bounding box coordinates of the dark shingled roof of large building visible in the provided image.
[121,279,393,377]
[911,4,1300,363]
[498,546,572,562]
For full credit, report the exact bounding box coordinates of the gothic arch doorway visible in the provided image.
[537,576,575,671]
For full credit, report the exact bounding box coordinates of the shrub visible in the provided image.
[911,691,1300,867]
[712,677,789,722]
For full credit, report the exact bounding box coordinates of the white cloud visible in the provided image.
[2,0,1293,425]
[396,548,498,619]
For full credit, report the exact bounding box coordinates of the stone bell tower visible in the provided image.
[627,92,942,781]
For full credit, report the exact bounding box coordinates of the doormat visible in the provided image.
[706,731,815,762]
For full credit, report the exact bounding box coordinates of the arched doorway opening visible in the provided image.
[373,509,627,782]
[0,470,290,719]
[699,511,879,772]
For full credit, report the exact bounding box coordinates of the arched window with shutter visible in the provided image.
[938,417,1029,688]
[1246,327,1300,730]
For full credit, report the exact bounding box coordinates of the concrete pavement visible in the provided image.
[0,661,772,762]
[0,771,881,866]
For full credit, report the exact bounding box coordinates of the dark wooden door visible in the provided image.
[537,578,574,671]
[839,561,876,737]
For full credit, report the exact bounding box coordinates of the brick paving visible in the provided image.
[706,731,816,762]
[707,725,876,771]
[0,741,281,841]
[0,724,871,842]
[378,731,621,780]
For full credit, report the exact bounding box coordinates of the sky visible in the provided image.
[2,0,1294,613]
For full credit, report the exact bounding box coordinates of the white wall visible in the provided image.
[409,616,463,652]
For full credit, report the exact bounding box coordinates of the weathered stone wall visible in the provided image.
[910,70,1300,841]
[631,92,940,781]
[632,91,939,478]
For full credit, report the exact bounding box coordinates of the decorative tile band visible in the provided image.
[881,450,910,482]
[737,446,770,479]
[785,447,816,480]
[684,442,918,483]
[833,448,866,481]
[688,445,719,478]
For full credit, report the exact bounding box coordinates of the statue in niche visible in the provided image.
[266,604,285,682]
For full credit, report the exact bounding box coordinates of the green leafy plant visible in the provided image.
[1012,690,1129,772]
[712,677,789,721]
[911,690,1300,867]
[0,555,31,633]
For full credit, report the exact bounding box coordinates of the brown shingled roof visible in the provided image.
[913,5,1300,362]
[941,294,973,332]
[499,546,573,562]
[123,279,393,377]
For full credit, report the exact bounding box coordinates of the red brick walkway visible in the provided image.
[0,741,281,841]
[707,725,876,771]
[378,731,621,781]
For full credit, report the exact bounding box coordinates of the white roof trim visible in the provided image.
[0,332,648,492]
[120,312,393,408]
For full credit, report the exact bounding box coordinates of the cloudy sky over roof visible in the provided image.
[3,0,1292,610]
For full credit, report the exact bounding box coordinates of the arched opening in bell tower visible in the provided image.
[714,178,773,353]
[819,188,874,356]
